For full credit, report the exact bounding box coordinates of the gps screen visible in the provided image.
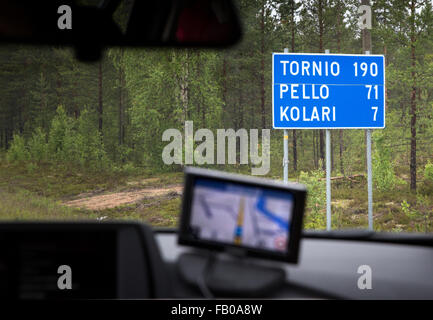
[189,178,293,253]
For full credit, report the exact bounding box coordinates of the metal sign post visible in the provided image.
[283,129,289,184]
[324,49,331,231]
[367,128,373,230]
[272,49,385,231]
[283,48,289,184]
[326,128,331,230]
[365,50,373,231]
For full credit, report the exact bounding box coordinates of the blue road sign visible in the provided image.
[272,53,385,129]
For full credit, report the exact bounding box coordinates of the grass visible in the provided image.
[0,158,432,232]
[0,160,183,197]
[0,159,183,224]
[96,197,181,227]
[321,173,433,232]
[0,188,181,227]
[0,190,95,220]
[0,162,126,198]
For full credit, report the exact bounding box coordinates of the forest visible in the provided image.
[0,0,433,232]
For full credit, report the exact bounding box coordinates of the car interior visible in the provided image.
[0,0,433,301]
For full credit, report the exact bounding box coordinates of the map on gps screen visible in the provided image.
[189,178,293,253]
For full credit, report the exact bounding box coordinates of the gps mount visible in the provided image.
[177,251,286,298]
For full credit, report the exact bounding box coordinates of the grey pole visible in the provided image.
[325,49,331,231]
[326,129,331,230]
[365,50,373,231]
[284,130,289,184]
[283,48,289,184]
[367,129,373,230]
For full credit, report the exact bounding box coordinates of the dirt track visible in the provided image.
[64,184,183,210]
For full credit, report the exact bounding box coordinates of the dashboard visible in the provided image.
[156,231,433,299]
[0,222,432,299]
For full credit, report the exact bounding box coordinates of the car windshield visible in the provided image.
[0,0,432,234]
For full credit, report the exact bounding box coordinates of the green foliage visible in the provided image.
[8,106,111,171]
[28,127,48,162]
[424,161,433,182]
[372,131,405,192]
[419,161,433,195]
[401,195,433,233]
[76,109,110,169]
[25,162,38,174]
[112,162,137,175]
[299,165,326,229]
[6,134,29,162]
[47,106,72,160]
[416,194,433,233]
[401,200,417,219]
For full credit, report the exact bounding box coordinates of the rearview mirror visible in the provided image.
[0,0,242,60]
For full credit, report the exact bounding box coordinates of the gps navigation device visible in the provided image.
[178,167,307,263]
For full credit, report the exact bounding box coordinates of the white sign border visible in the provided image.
[271,52,386,130]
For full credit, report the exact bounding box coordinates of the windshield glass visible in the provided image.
[0,0,432,234]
